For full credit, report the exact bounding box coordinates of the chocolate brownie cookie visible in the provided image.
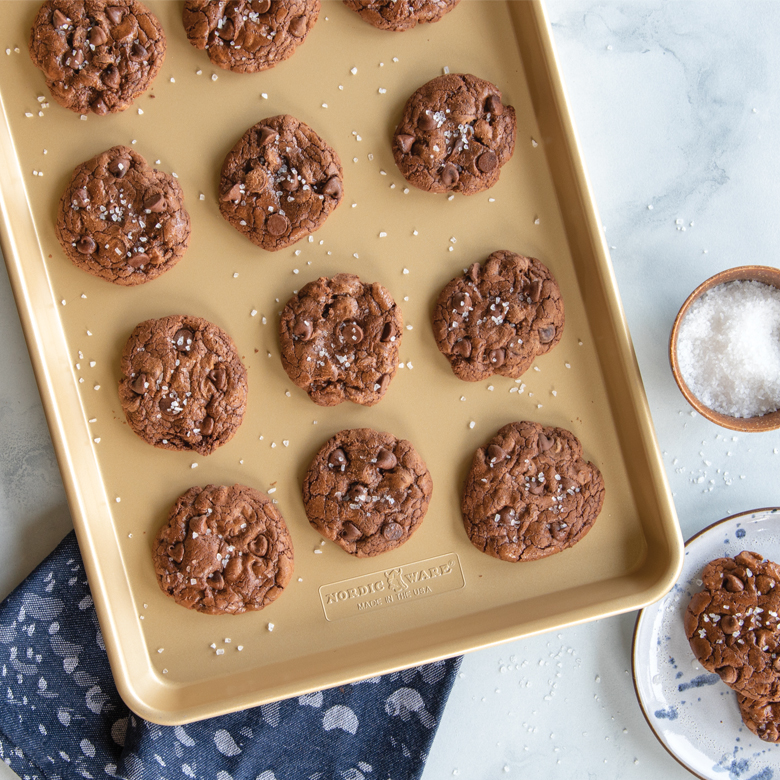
[685,551,780,700]
[433,251,564,382]
[302,428,433,557]
[56,145,190,285]
[119,315,248,455]
[462,421,604,562]
[392,73,516,195]
[153,484,294,614]
[183,0,320,73]
[343,0,459,31]
[279,274,403,406]
[737,694,780,743]
[28,0,165,115]
[219,115,343,251]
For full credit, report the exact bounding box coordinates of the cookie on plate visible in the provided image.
[461,421,604,562]
[279,273,403,406]
[432,250,564,382]
[56,145,190,285]
[302,428,433,557]
[118,315,248,455]
[153,484,294,614]
[392,73,516,195]
[28,0,165,115]
[343,0,459,31]
[219,115,343,251]
[737,693,780,743]
[182,0,320,73]
[685,551,780,700]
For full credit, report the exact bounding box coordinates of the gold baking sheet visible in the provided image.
[0,0,683,724]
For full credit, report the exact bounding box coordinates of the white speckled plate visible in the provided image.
[633,508,780,779]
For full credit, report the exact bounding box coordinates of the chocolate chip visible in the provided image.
[173,328,194,352]
[723,573,745,593]
[477,151,498,173]
[452,292,471,313]
[376,448,397,470]
[72,188,90,208]
[200,416,215,436]
[293,319,313,340]
[207,572,224,590]
[440,163,459,187]
[380,322,394,342]
[258,126,277,146]
[221,183,242,203]
[342,321,364,345]
[280,176,299,192]
[397,134,415,153]
[717,666,738,684]
[106,6,124,25]
[129,42,148,61]
[322,176,343,199]
[254,0,271,11]
[218,19,235,41]
[76,236,96,254]
[538,326,556,344]
[159,395,181,415]
[65,50,84,68]
[452,339,471,358]
[757,575,775,594]
[289,15,307,36]
[127,253,148,268]
[169,543,184,563]
[348,484,368,502]
[528,482,544,496]
[485,94,504,116]
[91,97,108,115]
[341,522,362,542]
[224,556,243,581]
[108,156,131,178]
[487,444,506,463]
[467,263,480,283]
[52,9,70,28]
[89,26,108,46]
[721,615,739,634]
[190,514,208,534]
[102,65,120,89]
[267,213,289,236]
[130,373,148,394]
[378,374,391,393]
[529,279,542,302]
[249,535,268,557]
[382,522,403,541]
[143,192,165,212]
[538,433,554,452]
[328,448,347,469]
[488,348,506,367]
[417,111,436,131]
[209,367,227,392]
[497,507,514,524]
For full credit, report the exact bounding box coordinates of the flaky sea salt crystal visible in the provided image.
[676,280,780,417]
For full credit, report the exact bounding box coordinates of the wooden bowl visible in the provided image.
[669,265,780,432]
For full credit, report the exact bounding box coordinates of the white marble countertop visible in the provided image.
[3,2,780,777]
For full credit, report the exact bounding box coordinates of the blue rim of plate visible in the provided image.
[632,507,780,780]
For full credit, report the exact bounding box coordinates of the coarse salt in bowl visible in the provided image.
[669,266,780,432]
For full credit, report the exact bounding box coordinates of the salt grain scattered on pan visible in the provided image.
[676,280,780,417]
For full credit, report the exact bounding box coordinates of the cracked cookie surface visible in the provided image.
[118,315,248,455]
[279,273,403,406]
[462,421,604,562]
[183,0,320,73]
[302,428,433,557]
[219,114,343,250]
[685,551,780,700]
[343,0,459,31]
[433,250,564,382]
[392,73,516,195]
[737,693,780,742]
[56,145,191,285]
[153,484,294,614]
[29,0,165,115]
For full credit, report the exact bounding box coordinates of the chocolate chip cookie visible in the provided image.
[153,484,294,614]
[462,421,604,562]
[433,251,564,382]
[28,0,165,115]
[279,274,403,406]
[302,428,433,557]
[119,315,248,455]
[737,694,780,743]
[392,73,516,195]
[343,0,459,31]
[685,551,780,700]
[56,145,190,285]
[182,0,320,73]
[219,115,344,251]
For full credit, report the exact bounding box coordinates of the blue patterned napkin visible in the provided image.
[0,532,461,780]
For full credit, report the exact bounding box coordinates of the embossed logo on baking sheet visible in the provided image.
[319,554,465,621]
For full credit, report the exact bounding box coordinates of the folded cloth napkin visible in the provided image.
[0,532,461,780]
